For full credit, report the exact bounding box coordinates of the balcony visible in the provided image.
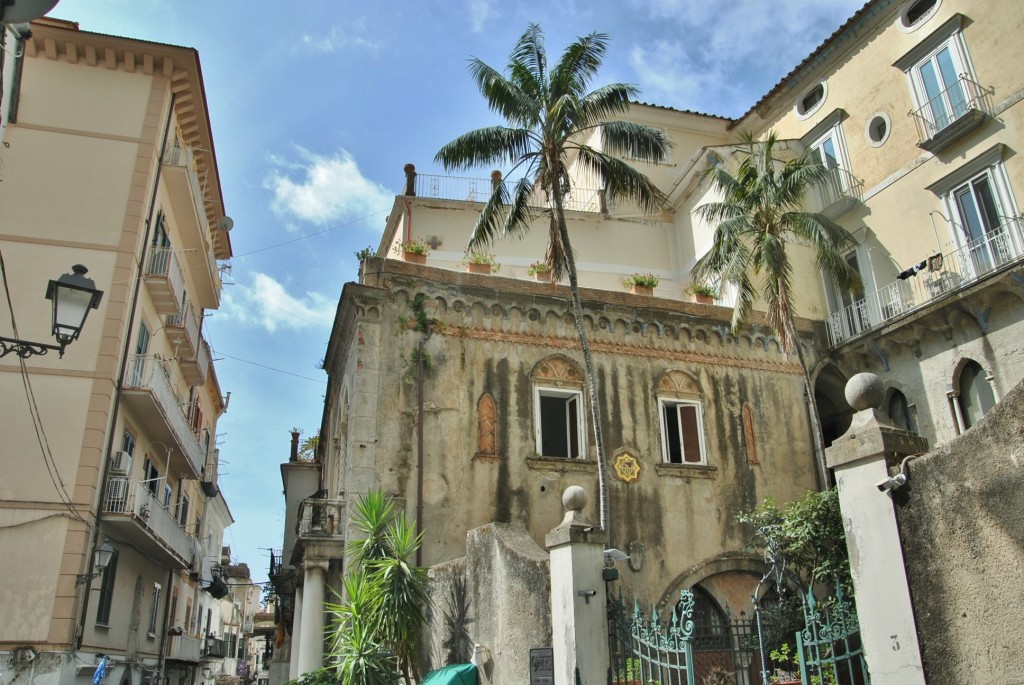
[910,75,990,153]
[162,140,222,309]
[291,497,346,564]
[408,172,604,213]
[808,168,863,219]
[166,298,201,364]
[122,354,206,477]
[101,476,195,569]
[166,634,203,663]
[181,337,210,388]
[827,215,1024,346]
[204,638,228,659]
[144,247,185,316]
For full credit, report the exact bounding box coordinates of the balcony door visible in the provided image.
[840,251,868,336]
[808,128,850,209]
[953,171,1012,275]
[914,44,968,134]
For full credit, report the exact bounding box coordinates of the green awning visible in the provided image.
[420,663,477,685]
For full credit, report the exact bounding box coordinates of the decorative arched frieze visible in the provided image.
[531,354,585,388]
[656,369,702,399]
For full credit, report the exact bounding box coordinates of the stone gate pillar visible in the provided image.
[825,373,927,685]
[545,486,609,685]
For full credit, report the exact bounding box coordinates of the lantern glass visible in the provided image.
[45,265,103,347]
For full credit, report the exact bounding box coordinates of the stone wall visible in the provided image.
[896,380,1024,685]
[424,523,551,683]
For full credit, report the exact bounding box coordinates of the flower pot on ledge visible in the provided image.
[533,271,552,282]
[629,284,654,296]
[467,262,492,274]
[691,293,714,304]
[403,251,427,265]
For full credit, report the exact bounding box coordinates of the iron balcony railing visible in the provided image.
[165,298,201,361]
[144,247,186,316]
[295,497,346,539]
[410,172,604,213]
[809,167,863,217]
[102,475,195,563]
[909,74,989,148]
[163,140,211,237]
[204,638,228,659]
[827,215,1024,346]
[268,548,283,577]
[123,354,206,474]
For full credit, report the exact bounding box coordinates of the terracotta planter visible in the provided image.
[532,271,552,282]
[403,251,427,264]
[629,284,654,296]
[467,262,492,274]
[691,293,714,304]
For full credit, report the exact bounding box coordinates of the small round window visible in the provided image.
[899,0,940,32]
[795,82,827,119]
[866,112,891,147]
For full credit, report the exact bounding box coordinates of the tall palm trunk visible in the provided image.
[552,188,610,536]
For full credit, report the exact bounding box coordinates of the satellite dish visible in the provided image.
[216,216,234,233]
[1,0,60,24]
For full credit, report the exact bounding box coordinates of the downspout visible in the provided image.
[415,325,431,566]
[156,567,175,685]
[76,91,177,648]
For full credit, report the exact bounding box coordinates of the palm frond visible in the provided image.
[434,126,536,172]
[598,120,671,164]
[575,146,666,213]
[468,59,537,127]
[509,24,547,97]
[549,31,608,99]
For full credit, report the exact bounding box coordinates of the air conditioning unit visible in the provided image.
[111,450,133,475]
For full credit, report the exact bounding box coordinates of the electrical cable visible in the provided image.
[213,351,326,384]
[0,250,90,527]
[230,210,388,259]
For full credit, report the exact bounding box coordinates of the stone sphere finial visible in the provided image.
[562,485,587,512]
[846,372,885,411]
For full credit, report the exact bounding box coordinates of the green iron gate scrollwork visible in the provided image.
[608,589,696,685]
[796,585,870,685]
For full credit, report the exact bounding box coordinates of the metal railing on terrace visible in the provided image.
[809,167,863,216]
[409,173,604,213]
[166,299,201,359]
[145,247,186,314]
[102,475,194,562]
[909,74,989,148]
[167,634,202,662]
[827,215,1024,346]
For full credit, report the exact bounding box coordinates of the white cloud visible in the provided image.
[264,147,393,228]
[299,19,380,53]
[468,0,494,33]
[221,272,335,333]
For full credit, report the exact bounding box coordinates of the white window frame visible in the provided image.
[658,397,708,465]
[794,81,828,120]
[534,385,585,459]
[148,582,162,637]
[894,15,977,136]
[896,0,941,33]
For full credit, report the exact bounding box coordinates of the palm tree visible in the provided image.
[692,130,861,487]
[435,24,670,535]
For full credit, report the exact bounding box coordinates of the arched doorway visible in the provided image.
[958,359,996,430]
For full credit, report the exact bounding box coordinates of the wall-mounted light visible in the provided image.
[75,539,115,585]
[0,265,103,358]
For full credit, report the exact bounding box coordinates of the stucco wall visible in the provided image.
[896,379,1024,685]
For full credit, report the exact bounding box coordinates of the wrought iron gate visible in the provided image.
[607,589,696,685]
[796,586,870,685]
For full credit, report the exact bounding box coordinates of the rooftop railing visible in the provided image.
[827,215,1024,346]
[409,172,604,214]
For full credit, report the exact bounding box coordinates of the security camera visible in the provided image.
[875,473,907,493]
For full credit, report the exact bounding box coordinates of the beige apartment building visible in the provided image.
[272,0,1022,681]
[0,17,238,685]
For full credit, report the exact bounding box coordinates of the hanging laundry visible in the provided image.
[928,253,943,271]
[897,260,927,280]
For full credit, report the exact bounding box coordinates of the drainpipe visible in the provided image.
[290,429,300,463]
[156,567,175,685]
[403,164,416,245]
[415,325,431,566]
[76,91,177,649]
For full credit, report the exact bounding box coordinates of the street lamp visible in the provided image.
[75,539,115,585]
[0,264,103,358]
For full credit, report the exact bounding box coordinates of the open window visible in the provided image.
[535,387,584,458]
[659,399,706,464]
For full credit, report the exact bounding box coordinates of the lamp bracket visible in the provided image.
[0,335,63,359]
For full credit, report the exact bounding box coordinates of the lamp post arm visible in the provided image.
[0,335,64,358]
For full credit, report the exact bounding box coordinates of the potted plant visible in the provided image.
[685,282,717,304]
[465,251,500,274]
[623,273,659,296]
[612,657,643,685]
[527,260,552,282]
[355,246,373,283]
[393,238,429,264]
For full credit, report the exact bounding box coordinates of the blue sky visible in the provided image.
[51,0,864,583]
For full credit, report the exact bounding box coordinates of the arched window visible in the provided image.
[959,360,995,429]
[476,393,498,459]
[888,389,917,434]
[684,586,730,650]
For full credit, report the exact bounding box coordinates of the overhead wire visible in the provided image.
[0,250,91,528]
[230,210,388,259]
